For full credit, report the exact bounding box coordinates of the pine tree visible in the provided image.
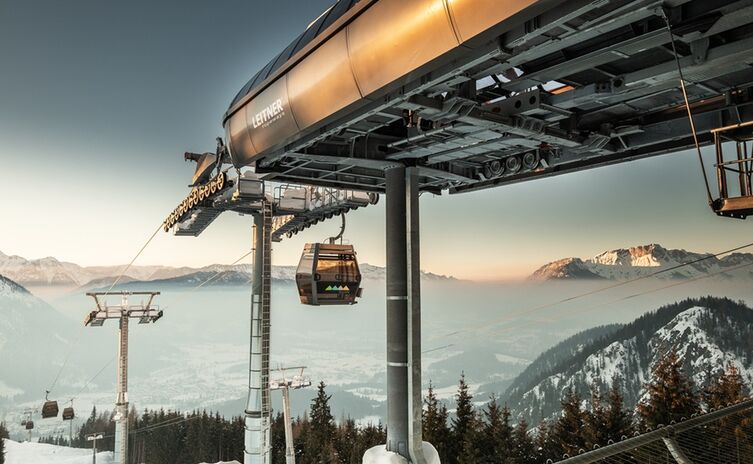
[552,389,588,458]
[637,350,700,428]
[535,418,558,463]
[479,396,512,463]
[704,363,748,410]
[450,373,476,463]
[703,364,752,462]
[334,417,359,464]
[303,381,337,464]
[353,421,386,459]
[603,377,633,444]
[511,419,535,464]
[423,381,450,462]
[584,381,605,448]
[0,422,7,464]
[457,417,482,464]
[270,412,287,463]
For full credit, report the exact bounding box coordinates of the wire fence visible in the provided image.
[555,398,753,464]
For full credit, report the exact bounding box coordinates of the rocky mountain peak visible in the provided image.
[531,244,750,281]
[502,297,753,424]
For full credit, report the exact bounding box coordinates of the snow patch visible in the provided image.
[4,439,114,464]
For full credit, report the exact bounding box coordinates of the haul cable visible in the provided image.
[662,10,714,205]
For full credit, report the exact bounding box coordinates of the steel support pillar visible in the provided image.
[386,166,409,457]
[406,167,428,464]
[282,387,295,464]
[114,314,129,464]
[382,166,430,463]
[245,207,272,464]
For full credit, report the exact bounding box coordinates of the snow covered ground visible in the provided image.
[2,439,241,464]
[3,439,113,464]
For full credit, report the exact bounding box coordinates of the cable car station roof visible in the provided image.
[222,0,753,195]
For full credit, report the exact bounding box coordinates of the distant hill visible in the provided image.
[0,250,455,290]
[0,274,75,401]
[85,264,455,292]
[530,244,753,281]
[502,296,753,424]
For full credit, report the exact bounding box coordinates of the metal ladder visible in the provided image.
[260,201,273,462]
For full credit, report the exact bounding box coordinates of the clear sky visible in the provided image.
[1,0,751,280]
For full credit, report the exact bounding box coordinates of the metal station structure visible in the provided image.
[163,0,753,462]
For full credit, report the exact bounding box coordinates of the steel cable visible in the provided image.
[662,11,715,205]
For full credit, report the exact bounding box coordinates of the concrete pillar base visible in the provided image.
[362,443,440,464]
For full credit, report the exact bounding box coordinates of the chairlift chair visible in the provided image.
[711,121,753,219]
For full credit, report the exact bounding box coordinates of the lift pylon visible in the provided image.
[270,366,312,464]
[84,291,163,464]
[246,205,273,464]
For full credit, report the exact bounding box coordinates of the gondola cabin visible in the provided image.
[41,400,59,419]
[62,407,75,421]
[296,243,362,305]
[25,420,34,430]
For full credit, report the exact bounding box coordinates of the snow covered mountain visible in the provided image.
[0,275,75,401]
[530,244,753,281]
[0,250,454,290]
[502,296,753,424]
[0,251,172,287]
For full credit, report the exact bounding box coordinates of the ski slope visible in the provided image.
[3,439,113,464]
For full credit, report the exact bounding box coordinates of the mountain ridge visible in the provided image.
[501,296,753,424]
[530,243,753,281]
[0,274,75,400]
[0,251,455,289]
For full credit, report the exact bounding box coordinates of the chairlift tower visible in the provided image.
[84,291,163,464]
[269,366,312,464]
[87,432,104,464]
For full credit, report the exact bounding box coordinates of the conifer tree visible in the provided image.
[603,377,633,443]
[353,421,386,458]
[704,363,748,410]
[302,381,337,463]
[535,418,558,463]
[423,381,450,461]
[584,381,605,448]
[270,412,287,464]
[511,419,536,464]
[703,363,751,461]
[552,389,588,458]
[334,417,359,464]
[294,415,311,463]
[637,350,700,428]
[457,417,482,464]
[479,395,512,463]
[450,373,476,463]
[0,421,7,464]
